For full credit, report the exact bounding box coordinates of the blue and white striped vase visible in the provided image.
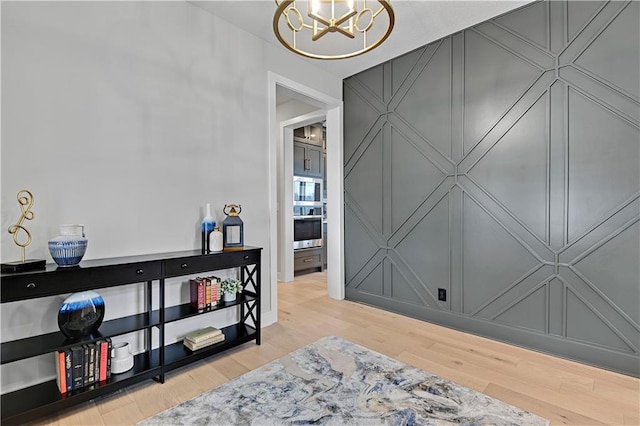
[48,224,88,267]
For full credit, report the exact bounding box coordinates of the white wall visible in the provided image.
[0,1,341,392]
[276,99,321,125]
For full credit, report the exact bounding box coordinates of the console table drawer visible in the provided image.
[1,262,162,302]
[165,250,260,277]
[1,276,54,301]
[91,262,162,287]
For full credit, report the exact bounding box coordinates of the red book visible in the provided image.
[99,340,109,381]
[190,278,205,312]
[56,351,66,392]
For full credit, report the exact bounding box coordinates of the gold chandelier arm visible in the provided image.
[333,25,356,38]
[312,24,355,41]
[312,26,331,41]
[372,4,385,18]
[332,9,357,26]
[308,11,332,27]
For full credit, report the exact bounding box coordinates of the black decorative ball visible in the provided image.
[58,291,105,338]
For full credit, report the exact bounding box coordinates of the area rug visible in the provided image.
[139,336,549,425]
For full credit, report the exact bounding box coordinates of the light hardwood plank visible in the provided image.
[40,401,105,426]
[29,271,639,425]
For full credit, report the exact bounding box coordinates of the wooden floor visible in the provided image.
[39,272,639,425]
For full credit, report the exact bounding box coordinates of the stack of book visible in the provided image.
[190,276,222,312]
[54,338,113,393]
[183,326,225,351]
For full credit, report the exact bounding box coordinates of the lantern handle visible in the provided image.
[223,204,242,216]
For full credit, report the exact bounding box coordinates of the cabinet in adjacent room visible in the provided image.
[293,123,324,147]
[322,222,327,270]
[293,141,323,178]
[293,247,323,273]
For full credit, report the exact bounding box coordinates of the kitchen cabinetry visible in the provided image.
[293,247,322,273]
[293,123,324,147]
[323,154,327,199]
[294,141,323,178]
[322,223,327,270]
[0,248,261,425]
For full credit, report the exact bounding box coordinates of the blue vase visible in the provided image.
[58,291,105,338]
[48,225,88,267]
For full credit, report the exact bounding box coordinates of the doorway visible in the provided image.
[267,72,344,326]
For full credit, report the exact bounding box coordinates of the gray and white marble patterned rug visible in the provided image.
[139,336,549,425]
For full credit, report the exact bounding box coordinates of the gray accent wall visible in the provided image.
[343,0,639,376]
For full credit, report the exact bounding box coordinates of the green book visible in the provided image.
[184,327,222,344]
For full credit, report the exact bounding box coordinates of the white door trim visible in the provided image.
[266,71,345,326]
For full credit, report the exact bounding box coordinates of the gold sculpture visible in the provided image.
[8,190,35,262]
[1,189,46,272]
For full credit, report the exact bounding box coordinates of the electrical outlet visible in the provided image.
[438,288,447,302]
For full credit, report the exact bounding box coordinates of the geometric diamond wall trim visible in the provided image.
[395,39,452,159]
[344,205,381,283]
[468,94,548,242]
[395,194,450,305]
[391,127,447,232]
[494,1,548,49]
[566,289,636,353]
[567,1,606,42]
[494,285,547,334]
[567,88,640,241]
[462,194,541,315]
[572,221,640,328]
[462,30,541,155]
[345,130,384,235]
[574,1,640,99]
[344,0,640,376]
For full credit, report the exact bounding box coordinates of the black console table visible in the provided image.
[0,247,262,425]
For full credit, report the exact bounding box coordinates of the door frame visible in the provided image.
[267,71,345,325]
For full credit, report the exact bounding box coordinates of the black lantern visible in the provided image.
[222,204,244,250]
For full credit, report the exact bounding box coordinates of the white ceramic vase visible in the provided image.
[111,342,134,374]
[48,224,88,267]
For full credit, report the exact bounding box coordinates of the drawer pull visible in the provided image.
[303,258,313,263]
[244,255,250,260]
[136,269,144,275]
[26,283,36,289]
[181,263,188,269]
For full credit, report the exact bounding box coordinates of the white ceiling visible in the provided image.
[190,0,533,79]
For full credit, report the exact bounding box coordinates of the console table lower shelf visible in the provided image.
[1,324,259,424]
[1,353,161,424]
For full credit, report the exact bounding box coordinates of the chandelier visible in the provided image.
[273,0,395,60]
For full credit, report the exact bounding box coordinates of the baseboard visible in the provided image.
[261,309,277,327]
